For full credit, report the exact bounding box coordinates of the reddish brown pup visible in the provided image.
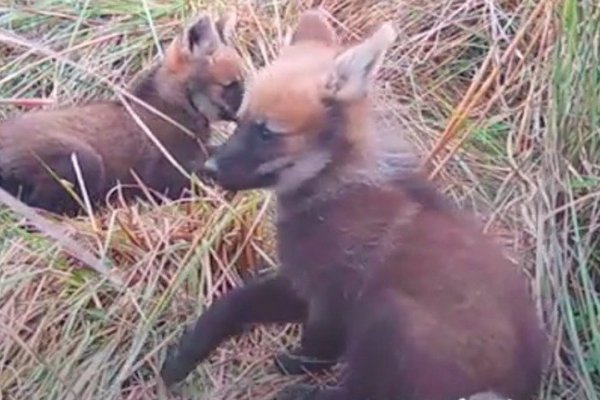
[0,12,244,216]
[160,9,547,400]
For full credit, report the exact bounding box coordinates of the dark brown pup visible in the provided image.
[0,12,244,216]
[160,9,547,400]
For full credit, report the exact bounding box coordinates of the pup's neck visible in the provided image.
[276,102,419,215]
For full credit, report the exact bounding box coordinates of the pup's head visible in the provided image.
[158,12,244,122]
[203,9,397,192]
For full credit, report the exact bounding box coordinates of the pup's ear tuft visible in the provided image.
[290,8,338,46]
[324,22,397,101]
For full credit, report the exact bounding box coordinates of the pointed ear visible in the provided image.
[215,11,237,46]
[290,8,338,46]
[165,13,225,72]
[324,22,397,102]
[183,13,222,58]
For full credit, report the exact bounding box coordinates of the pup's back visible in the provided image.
[374,177,546,399]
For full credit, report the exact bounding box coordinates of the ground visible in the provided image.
[0,1,598,399]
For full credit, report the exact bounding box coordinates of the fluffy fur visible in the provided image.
[0,12,245,215]
[160,9,547,400]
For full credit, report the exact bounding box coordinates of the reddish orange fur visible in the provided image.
[289,9,338,46]
[0,13,245,216]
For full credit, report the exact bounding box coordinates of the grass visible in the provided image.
[0,0,598,399]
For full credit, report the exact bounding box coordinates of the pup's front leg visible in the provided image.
[160,272,307,386]
[275,289,348,375]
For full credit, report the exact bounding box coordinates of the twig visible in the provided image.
[0,187,124,288]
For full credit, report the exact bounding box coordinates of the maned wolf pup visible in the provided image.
[0,12,244,216]
[160,9,546,400]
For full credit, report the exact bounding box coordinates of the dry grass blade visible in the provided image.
[0,98,55,107]
[424,0,550,177]
[0,187,122,288]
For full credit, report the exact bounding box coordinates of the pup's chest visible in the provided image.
[276,203,388,297]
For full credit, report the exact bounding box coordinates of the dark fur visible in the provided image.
[160,10,547,400]
[0,14,243,216]
[162,169,546,400]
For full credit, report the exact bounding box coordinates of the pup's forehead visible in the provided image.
[241,43,338,120]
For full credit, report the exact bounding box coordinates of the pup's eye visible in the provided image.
[258,125,275,141]
[223,81,240,90]
[222,81,243,114]
[251,122,281,142]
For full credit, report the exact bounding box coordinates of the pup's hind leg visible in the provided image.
[276,290,496,400]
[24,141,106,215]
[275,290,405,400]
